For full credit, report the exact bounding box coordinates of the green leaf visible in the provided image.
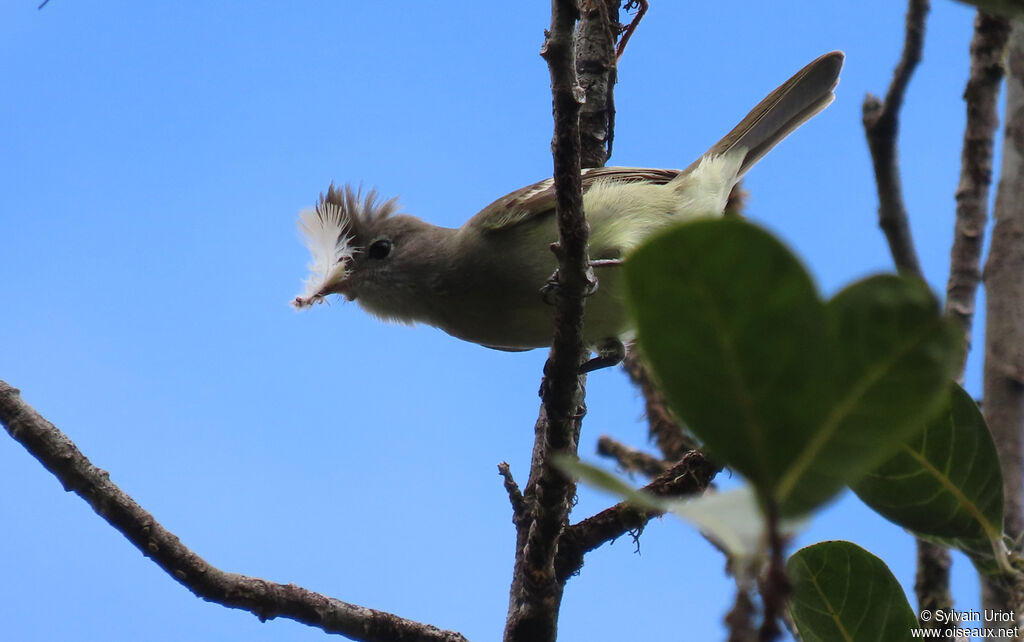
[624,219,959,517]
[624,219,827,509]
[788,541,917,642]
[852,382,1007,572]
[953,0,1024,19]
[777,275,960,514]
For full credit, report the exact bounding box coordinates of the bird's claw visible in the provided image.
[579,337,626,373]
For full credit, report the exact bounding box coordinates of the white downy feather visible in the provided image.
[292,200,354,308]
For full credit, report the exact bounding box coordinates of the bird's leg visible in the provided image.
[580,337,626,373]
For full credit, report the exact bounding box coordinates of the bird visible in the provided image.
[292,51,844,370]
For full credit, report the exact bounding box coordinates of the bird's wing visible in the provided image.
[467,51,844,235]
[466,167,682,233]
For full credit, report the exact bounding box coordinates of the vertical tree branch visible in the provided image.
[595,434,671,476]
[940,10,1011,634]
[862,0,929,277]
[575,0,620,168]
[982,18,1024,622]
[577,0,697,468]
[504,2,590,640]
[947,12,1012,356]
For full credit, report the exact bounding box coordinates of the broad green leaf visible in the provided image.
[953,0,1024,18]
[624,219,959,517]
[777,275,960,514]
[852,382,1007,572]
[788,541,917,642]
[624,219,828,510]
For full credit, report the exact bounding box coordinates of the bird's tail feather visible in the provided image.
[688,51,844,179]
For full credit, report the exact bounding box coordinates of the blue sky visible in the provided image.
[0,1,998,640]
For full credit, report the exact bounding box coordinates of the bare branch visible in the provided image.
[862,0,930,277]
[946,11,1013,359]
[498,462,526,518]
[981,18,1024,622]
[914,541,953,633]
[596,435,670,477]
[725,586,759,642]
[615,0,648,60]
[503,2,591,640]
[758,501,790,641]
[576,0,620,168]
[0,381,466,642]
[554,450,718,582]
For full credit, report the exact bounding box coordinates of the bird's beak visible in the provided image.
[293,259,355,308]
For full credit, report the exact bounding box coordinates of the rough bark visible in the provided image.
[503,1,590,640]
[575,0,620,168]
[981,17,1024,624]
[946,11,1012,355]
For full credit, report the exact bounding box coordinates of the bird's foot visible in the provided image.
[580,337,626,373]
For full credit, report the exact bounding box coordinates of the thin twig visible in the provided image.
[0,381,466,642]
[596,435,670,477]
[503,2,590,640]
[615,0,648,60]
[554,450,718,582]
[498,462,526,518]
[862,0,930,277]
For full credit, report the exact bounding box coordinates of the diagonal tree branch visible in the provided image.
[596,434,671,477]
[862,0,929,278]
[0,381,466,642]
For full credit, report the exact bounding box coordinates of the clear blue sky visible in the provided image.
[0,1,996,640]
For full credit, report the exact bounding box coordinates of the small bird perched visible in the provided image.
[293,51,844,369]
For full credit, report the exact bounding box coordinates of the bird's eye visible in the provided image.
[367,239,392,260]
